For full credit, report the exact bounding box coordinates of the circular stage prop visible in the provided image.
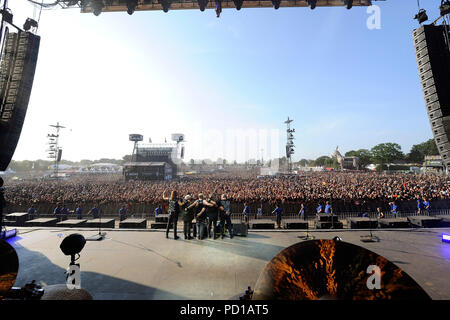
[0,239,19,296]
[253,239,430,300]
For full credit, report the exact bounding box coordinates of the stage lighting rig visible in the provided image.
[126,0,138,15]
[159,0,171,12]
[441,1,450,16]
[23,18,38,31]
[91,0,105,16]
[307,0,317,10]
[343,0,353,9]
[0,8,13,24]
[215,0,222,17]
[272,0,281,10]
[233,0,243,10]
[198,0,208,11]
[414,9,428,24]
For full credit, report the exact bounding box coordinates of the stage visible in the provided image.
[7,227,450,300]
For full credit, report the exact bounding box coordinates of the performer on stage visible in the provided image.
[205,194,220,239]
[181,195,196,240]
[163,190,182,240]
[218,194,233,239]
[194,193,208,240]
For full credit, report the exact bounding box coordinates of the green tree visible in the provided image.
[345,149,373,167]
[315,156,332,167]
[406,139,439,163]
[298,159,309,167]
[370,143,404,164]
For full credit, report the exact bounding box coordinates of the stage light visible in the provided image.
[272,0,281,9]
[414,9,428,24]
[443,234,450,243]
[215,0,222,17]
[159,0,171,12]
[307,0,317,9]
[126,0,138,15]
[441,1,450,16]
[91,0,104,16]
[233,0,243,10]
[23,18,38,31]
[198,0,209,11]
[343,0,353,9]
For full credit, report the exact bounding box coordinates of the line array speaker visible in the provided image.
[413,24,450,167]
[0,31,40,171]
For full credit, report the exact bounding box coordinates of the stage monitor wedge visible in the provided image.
[0,31,40,171]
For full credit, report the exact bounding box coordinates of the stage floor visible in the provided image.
[7,227,450,300]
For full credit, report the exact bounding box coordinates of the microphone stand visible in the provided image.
[86,208,106,241]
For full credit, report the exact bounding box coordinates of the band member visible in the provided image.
[205,194,220,239]
[218,194,233,239]
[194,193,208,240]
[163,190,182,240]
[181,195,196,240]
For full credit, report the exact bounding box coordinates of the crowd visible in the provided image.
[3,171,450,215]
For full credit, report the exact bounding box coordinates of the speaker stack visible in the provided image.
[0,31,40,171]
[413,24,450,167]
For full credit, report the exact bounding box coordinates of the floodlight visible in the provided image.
[414,9,428,24]
[23,18,38,31]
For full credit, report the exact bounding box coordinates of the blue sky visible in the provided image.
[8,0,442,162]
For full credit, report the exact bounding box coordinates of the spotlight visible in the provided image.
[198,0,209,11]
[443,234,450,243]
[414,9,428,24]
[233,0,243,10]
[0,9,13,24]
[343,0,353,9]
[159,0,171,12]
[215,0,222,17]
[23,18,38,31]
[441,1,450,16]
[272,0,281,9]
[307,0,317,10]
[91,0,104,16]
[126,0,138,15]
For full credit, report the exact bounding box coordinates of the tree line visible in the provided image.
[297,139,439,169]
